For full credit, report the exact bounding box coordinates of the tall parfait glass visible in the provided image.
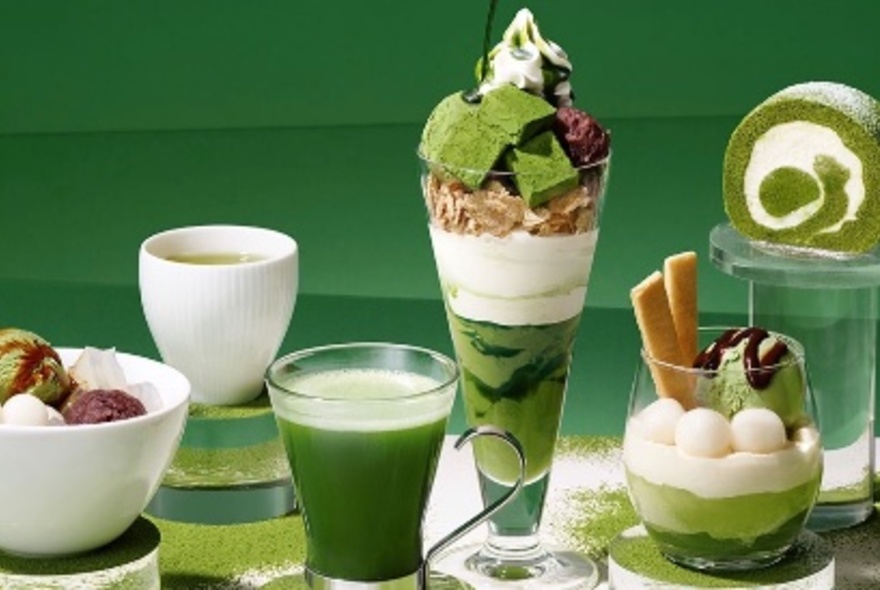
[420,153,610,587]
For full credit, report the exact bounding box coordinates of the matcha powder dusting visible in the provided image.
[544,436,638,560]
[151,514,306,589]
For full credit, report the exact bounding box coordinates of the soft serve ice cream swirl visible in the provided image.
[478,8,573,106]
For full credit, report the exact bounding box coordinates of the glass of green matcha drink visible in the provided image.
[266,343,525,589]
[624,327,822,571]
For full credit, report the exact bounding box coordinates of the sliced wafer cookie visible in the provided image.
[631,271,694,408]
[664,251,698,363]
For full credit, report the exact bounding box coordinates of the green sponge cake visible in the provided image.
[505,130,579,207]
[420,92,506,188]
[420,85,556,189]
[724,82,880,253]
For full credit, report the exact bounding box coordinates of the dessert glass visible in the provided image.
[624,328,823,571]
[421,154,610,586]
[266,343,525,589]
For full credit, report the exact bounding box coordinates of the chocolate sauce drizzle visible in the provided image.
[692,328,789,389]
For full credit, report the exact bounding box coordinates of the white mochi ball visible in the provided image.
[637,397,685,445]
[731,408,787,454]
[2,394,49,426]
[675,408,732,458]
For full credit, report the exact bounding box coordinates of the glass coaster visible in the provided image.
[258,570,474,590]
[145,391,295,524]
[0,517,160,589]
[433,543,598,590]
[608,525,834,589]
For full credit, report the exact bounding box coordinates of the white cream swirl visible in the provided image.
[744,120,864,233]
[479,8,573,106]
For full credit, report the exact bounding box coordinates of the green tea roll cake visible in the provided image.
[724,82,880,254]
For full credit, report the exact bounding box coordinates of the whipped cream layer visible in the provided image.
[429,225,597,326]
[624,419,821,498]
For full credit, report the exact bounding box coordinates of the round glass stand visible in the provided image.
[710,223,880,289]
[145,393,295,524]
[710,223,880,531]
[608,525,834,589]
[0,517,160,589]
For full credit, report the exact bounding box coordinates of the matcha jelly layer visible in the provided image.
[447,311,581,484]
[626,470,820,560]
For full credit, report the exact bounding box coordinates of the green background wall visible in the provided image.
[1,0,878,314]
[2,0,878,133]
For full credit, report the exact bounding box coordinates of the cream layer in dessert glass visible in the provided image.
[429,224,597,486]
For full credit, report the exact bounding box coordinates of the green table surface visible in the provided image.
[148,435,877,589]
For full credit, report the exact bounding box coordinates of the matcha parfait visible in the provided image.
[419,5,610,586]
[624,327,822,571]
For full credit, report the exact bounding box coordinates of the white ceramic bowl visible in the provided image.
[0,348,190,557]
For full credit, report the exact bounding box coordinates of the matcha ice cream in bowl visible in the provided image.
[626,285,822,571]
[418,4,610,587]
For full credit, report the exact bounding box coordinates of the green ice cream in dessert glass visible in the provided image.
[419,4,611,588]
[627,271,822,571]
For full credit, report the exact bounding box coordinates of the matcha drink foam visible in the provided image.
[271,368,451,430]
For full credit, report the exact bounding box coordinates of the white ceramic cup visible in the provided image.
[139,225,298,405]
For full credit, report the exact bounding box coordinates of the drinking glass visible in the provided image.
[266,343,526,589]
[624,328,823,571]
[421,154,610,587]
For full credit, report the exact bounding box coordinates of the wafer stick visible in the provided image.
[630,271,695,409]
[664,251,698,364]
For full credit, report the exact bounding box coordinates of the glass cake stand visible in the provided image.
[146,391,295,525]
[710,222,880,531]
[608,525,834,589]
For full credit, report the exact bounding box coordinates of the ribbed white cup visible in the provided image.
[139,225,298,405]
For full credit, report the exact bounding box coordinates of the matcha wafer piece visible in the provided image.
[664,251,698,364]
[505,130,578,207]
[631,271,695,409]
[724,81,880,253]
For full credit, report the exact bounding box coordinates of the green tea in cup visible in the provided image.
[163,252,266,265]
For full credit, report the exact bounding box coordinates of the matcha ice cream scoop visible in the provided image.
[0,328,71,406]
[694,328,806,428]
